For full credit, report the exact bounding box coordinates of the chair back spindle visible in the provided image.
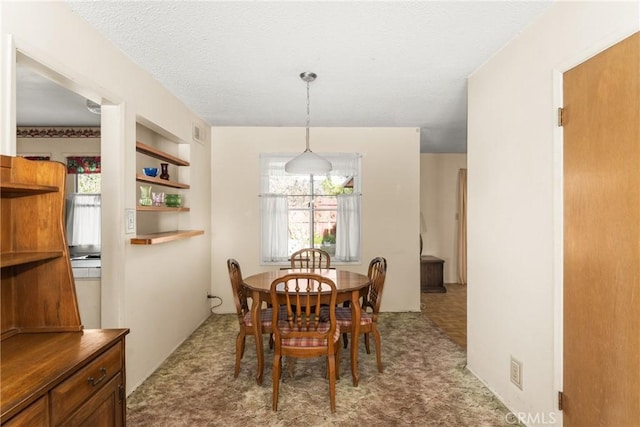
[365,257,388,322]
[290,248,331,269]
[228,259,249,321]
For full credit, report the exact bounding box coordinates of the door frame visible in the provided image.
[11,39,126,329]
[552,68,564,425]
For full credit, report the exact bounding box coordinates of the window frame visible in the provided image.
[260,153,362,266]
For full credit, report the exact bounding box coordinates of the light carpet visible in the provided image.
[127,312,516,426]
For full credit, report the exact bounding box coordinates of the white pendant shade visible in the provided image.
[285,149,332,174]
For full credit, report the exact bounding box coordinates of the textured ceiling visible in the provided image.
[18,1,552,152]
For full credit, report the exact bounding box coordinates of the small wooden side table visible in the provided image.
[420,255,446,293]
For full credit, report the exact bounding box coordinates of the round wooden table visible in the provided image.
[243,268,370,387]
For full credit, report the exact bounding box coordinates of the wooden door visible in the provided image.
[563,32,639,426]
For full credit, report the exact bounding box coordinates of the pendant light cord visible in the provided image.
[305,78,311,151]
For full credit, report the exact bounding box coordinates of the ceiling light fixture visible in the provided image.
[86,99,101,114]
[285,72,332,175]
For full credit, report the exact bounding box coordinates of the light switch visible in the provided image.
[125,208,135,234]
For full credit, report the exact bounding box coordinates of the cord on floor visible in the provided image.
[209,295,223,313]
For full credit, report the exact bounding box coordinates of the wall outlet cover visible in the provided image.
[125,208,135,234]
[510,356,523,390]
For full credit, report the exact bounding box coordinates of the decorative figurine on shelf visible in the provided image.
[139,185,153,206]
[165,194,182,207]
[142,167,158,177]
[160,163,170,180]
[152,192,165,207]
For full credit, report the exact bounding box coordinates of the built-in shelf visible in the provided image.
[136,141,190,166]
[136,174,190,189]
[0,251,64,268]
[136,206,190,212]
[135,136,200,245]
[130,230,204,245]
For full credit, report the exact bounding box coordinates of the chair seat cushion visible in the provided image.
[243,307,287,327]
[278,321,341,347]
[330,306,374,326]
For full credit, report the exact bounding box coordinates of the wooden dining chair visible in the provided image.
[334,257,387,373]
[290,248,331,269]
[227,258,279,379]
[270,273,341,413]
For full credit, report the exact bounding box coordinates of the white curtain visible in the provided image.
[261,194,289,262]
[66,194,101,246]
[335,194,360,261]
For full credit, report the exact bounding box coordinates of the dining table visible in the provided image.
[242,268,371,387]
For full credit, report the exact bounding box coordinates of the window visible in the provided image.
[65,156,101,250]
[65,155,101,194]
[76,173,101,193]
[260,153,361,264]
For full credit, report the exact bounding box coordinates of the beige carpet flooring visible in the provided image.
[126,303,516,426]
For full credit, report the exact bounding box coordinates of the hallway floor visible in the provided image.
[421,283,467,350]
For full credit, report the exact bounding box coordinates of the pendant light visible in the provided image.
[285,72,332,174]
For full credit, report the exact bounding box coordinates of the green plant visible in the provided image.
[322,226,336,244]
[322,234,336,244]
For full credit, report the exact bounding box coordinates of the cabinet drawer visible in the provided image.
[4,395,49,426]
[64,373,123,427]
[51,343,122,426]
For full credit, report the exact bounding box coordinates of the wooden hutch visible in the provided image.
[1,155,129,425]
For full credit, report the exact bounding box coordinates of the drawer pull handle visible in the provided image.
[88,367,107,386]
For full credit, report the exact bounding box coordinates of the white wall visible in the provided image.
[1,2,212,394]
[420,153,466,283]
[467,2,639,425]
[211,127,421,313]
[16,135,100,158]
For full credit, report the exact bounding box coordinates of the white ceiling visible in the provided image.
[17,1,553,152]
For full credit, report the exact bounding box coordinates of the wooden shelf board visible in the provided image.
[135,174,189,189]
[136,206,190,212]
[1,183,59,197]
[136,142,190,166]
[130,230,204,245]
[0,251,64,268]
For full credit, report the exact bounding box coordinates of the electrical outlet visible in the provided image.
[510,356,523,390]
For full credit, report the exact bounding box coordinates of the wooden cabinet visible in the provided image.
[133,141,204,245]
[65,373,124,427]
[50,342,123,424]
[420,255,446,293]
[0,155,129,425]
[3,397,48,427]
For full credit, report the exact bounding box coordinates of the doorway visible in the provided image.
[16,60,103,329]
